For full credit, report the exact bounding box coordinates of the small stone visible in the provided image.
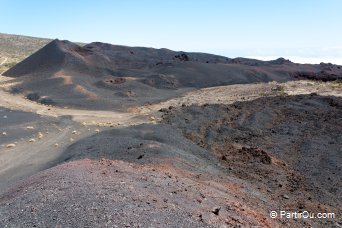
[26,126,34,130]
[149,116,155,121]
[212,207,221,215]
[283,194,289,199]
[54,143,59,147]
[159,108,168,113]
[2,132,7,136]
[72,130,77,134]
[137,154,144,159]
[28,138,36,143]
[95,129,100,133]
[38,132,43,139]
[6,143,16,148]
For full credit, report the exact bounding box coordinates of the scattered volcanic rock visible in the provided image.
[162,94,342,223]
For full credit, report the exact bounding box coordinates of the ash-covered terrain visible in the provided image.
[0,37,341,227]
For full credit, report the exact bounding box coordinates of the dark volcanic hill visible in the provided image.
[0,33,85,74]
[3,39,342,110]
[4,39,233,77]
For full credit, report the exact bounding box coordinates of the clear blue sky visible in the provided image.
[1,0,342,63]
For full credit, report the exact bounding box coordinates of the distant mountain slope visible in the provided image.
[0,33,52,57]
[0,33,52,74]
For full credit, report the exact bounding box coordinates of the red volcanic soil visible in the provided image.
[0,159,275,227]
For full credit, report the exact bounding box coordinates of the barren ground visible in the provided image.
[0,77,341,227]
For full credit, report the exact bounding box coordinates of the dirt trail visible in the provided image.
[0,57,7,66]
[0,124,72,188]
[0,57,8,75]
[1,78,341,125]
[0,87,142,125]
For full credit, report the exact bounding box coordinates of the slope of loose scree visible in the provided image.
[162,94,342,227]
[0,124,278,227]
[54,124,219,176]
